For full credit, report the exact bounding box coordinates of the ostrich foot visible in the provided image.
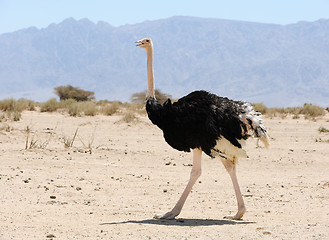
[154,210,180,220]
[224,207,246,220]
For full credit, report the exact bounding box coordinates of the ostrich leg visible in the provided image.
[154,148,202,219]
[221,158,246,220]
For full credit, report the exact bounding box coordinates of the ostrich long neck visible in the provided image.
[146,46,155,98]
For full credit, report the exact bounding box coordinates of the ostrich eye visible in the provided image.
[146,40,150,43]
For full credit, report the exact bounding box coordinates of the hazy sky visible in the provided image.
[1,0,328,34]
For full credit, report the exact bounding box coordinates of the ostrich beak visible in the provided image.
[135,40,143,47]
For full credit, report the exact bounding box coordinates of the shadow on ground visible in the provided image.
[101,218,254,227]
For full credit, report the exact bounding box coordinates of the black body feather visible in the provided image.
[146,90,251,157]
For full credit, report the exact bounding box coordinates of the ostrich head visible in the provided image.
[136,37,155,98]
[135,38,153,50]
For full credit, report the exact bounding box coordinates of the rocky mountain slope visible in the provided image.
[0,16,328,107]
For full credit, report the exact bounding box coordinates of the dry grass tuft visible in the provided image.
[64,128,79,148]
[318,126,329,133]
[122,112,137,123]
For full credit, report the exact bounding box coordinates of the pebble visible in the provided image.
[46,233,56,238]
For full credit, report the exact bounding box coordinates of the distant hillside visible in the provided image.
[0,16,328,107]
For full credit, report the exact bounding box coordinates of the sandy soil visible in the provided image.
[0,110,328,239]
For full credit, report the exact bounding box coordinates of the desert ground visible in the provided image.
[0,110,328,239]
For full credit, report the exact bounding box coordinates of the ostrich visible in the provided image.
[135,38,269,220]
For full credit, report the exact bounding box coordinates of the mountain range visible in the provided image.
[0,16,329,107]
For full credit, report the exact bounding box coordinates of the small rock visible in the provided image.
[76,187,82,191]
[243,194,253,197]
[183,163,193,167]
[163,189,167,193]
[50,195,56,199]
[46,233,56,238]
[263,231,272,235]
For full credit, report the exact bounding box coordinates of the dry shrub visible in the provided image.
[252,103,268,114]
[318,126,329,133]
[102,103,120,116]
[0,98,35,112]
[0,98,19,112]
[40,98,59,112]
[81,102,98,116]
[17,98,36,111]
[123,102,145,115]
[0,98,34,121]
[300,103,325,119]
[66,101,98,117]
[255,102,325,120]
[68,102,81,117]
[122,112,137,123]
[266,107,287,118]
[131,89,172,104]
[59,98,77,108]
[54,85,95,101]
[12,111,21,121]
